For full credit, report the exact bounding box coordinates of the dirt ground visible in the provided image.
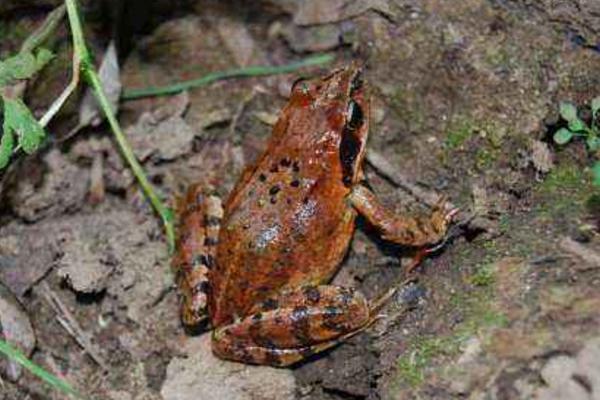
[1,1,600,399]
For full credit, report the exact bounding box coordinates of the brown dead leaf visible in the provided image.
[281,24,345,52]
[78,40,121,129]
[128,114,197,162]
[216,17,266,67]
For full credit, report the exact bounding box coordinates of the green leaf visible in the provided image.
[35,48,55,70]
[553,128,574,145]
[3,97,46,153]
[593,161,600,187]
[587,136,600,151]
[592,97,600,120]
[559,101,578,122]
[0,48,54,87]
[0,127,15,169]
[568,118,585,132]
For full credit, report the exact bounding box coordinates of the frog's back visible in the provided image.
[210,113,350,323]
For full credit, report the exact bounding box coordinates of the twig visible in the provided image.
[39,282,108,371]
[121,53,335,100]
[40,53,80,128]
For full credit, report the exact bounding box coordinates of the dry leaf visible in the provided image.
[78,40,121,129]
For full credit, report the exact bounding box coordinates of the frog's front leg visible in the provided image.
[211,285,388,366]
[348,184,456,248]
[172,184,223,326]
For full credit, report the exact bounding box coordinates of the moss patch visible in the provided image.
[536,163,598,219]
[394,284,507,388]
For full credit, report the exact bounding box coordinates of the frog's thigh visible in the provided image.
[172,184,223,326]
[349,184,451,247]
[211,285,372,366]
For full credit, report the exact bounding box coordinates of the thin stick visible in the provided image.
[39,282,108,371]
[40,54,80,127]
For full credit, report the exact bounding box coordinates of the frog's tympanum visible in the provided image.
[172,66,455,366]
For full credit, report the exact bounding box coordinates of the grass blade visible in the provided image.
[122,53,335,100]
[0,338,83,399]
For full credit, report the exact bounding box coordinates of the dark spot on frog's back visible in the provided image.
[269,185,281,195]
[303,285,321,304]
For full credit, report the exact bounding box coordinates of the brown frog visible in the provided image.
[172,65,455,366]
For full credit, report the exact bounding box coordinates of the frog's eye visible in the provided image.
[291,77,309,94]
[345,100,364,131]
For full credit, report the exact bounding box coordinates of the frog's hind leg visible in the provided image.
[211,285,393,366]
[172,184,223,327]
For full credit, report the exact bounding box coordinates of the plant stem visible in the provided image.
[64,0,175,251]
[122,53,335,100]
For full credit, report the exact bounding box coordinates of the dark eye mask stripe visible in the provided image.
[340,100,364,186]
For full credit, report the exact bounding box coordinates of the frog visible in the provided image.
[172,65,456,366]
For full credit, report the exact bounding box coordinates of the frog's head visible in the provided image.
[289,65,370,186]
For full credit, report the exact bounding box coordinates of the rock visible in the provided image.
[538,355,590,400]
[281,24,345,53]
[574,338,600,400]
[295,334,377,398]
[530,139,554,174]
[160,335,296,400]
[293,0,396,26]
[0,283,35,381]
[57,226,117,293]
[8,149,88,222]
[536,337,600,400]
[0,222,59,298]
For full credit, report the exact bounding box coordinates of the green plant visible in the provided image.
[553,98,600,185]
[0,50,55,168]
[0,338,83,399]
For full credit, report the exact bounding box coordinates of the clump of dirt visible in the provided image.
[1,1,599,399]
